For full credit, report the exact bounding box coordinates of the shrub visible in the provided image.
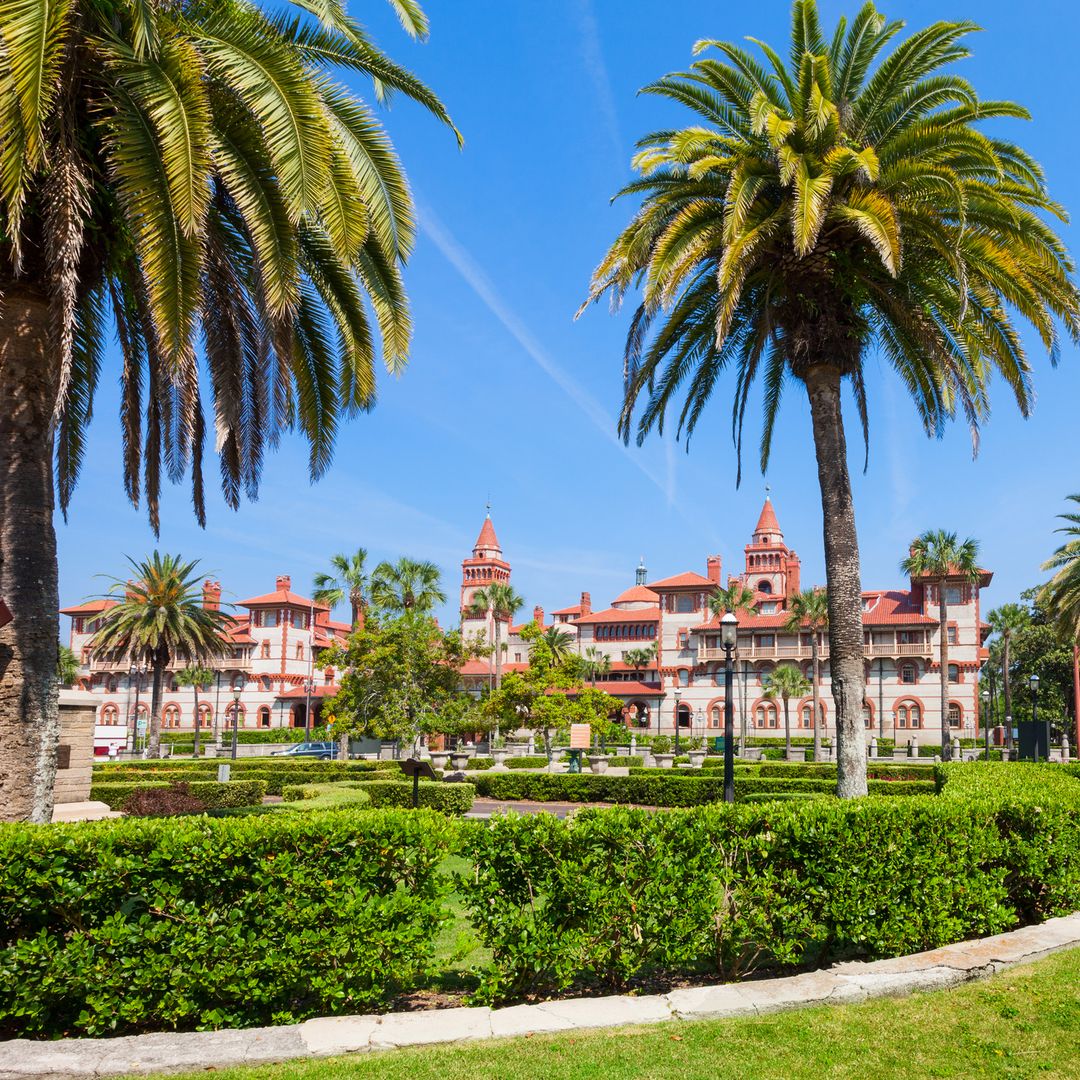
[362,780,475,815]
[122,783,208,817]
[650,736,672,754]
[507,756,558,769]
[91,780,267,811]
[279,783,372,811]
[0,810,456,1037]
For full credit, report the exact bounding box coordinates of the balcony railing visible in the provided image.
[697,639,932,663]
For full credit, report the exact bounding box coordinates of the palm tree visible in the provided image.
[371,558,447,616]
[709,582,756,752]
[469,582,525,689]
[1039,494,1080,756]
[786,589,829,761]
[583,646,613,686]
[313,549,369,627]
[901,531,981,760]
[0,1,456,822]
[57,645,80,689]
[763,664,811,756]
[542,626,575,666]
[579,1,1079,799]
[987,603,1030,752]
[623,643,657,675]
[175,665,215,758]
[92,554,230,759]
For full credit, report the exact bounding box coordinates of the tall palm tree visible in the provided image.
[1039,494,1080,756]
[987,603,1030,752]
[786,589,829,761]
[175,665,215,758]
[763,664,811,756]
[579,1,1079,798]
[313,549,369,627]
[372,557,447,616]
[583,646,613,686]
[542,626,575,666]
[469,582,524,690]
[0,1,456,822]
[901,531,981,760]
[92,554,230,760]
[708,582,756,751]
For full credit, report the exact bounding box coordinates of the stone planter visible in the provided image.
[429,751,450,771]
[491,749,509,767]
[588,755,609,774]
[653,753,675,769]
[741,747,764,762]
[687,750,707,769]
[784,747,806,762]
[449,752,470,771]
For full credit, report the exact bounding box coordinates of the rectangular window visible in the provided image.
[945,585,963,606]
[947,626,957,645]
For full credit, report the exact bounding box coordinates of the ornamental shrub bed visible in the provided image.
[361,781,475,815]
[756,762,937,781]
[279,782,373,810]
[90,779,267,810]
[455,772,1080,1004]
[0,810,456,1037]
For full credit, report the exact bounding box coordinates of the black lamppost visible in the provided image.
[721,612,738,804]
[981,687,991,763]
[230,687,242,760]
[1030,673,1040,762]
[673,686,682,754]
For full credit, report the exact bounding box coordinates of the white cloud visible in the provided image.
[573,0,623,171]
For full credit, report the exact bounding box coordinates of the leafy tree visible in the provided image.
[468,582,524,690]
[313,549,369,627]
[371,557,446,615]
[57,645,79,689]
[786,589,829,760]
[0,0,456,822]
[1040,493,1080,751]
[987,603,1030,750]
[580,0,1080,799]
[324,612,468,752]
[901,531,981,759]
[175,665,215,757]
[763,664,811,755]
[92,554,230,759]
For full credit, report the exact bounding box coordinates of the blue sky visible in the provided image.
[57,0,1080,625]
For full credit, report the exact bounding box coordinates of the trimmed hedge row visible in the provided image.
[468,772,933,805]
[0,810,456,1036]
[456,771,1080,1003]
[94,759,396,775]
[280,783,372,810]
[360,781,475,816]
[90,780,267,810]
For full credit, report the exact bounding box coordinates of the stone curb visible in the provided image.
[3,913,1078,1080]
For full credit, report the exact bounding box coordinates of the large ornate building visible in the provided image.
[458,499,991,746]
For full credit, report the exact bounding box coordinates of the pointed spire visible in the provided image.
[474,510,501,556]
[754,494,781,540]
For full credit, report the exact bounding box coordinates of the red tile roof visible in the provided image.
[60,599,118,616]
[474,514,500,551]
[238,587,327,609]
[276,684,339,699]
[574,606,660,625]
[646,572,715,590]
[613,585,660,605]
[551,604,582,616]
[908,566,994,587]
[591,680,664,697]
[754,496,781,535]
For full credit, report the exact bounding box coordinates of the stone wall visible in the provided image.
[54,690,96,805]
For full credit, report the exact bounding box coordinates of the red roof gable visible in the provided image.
[647,572,714,590]
[613,585,660,605]
[474,514,500,551]
[575,606,660,625]
[238,588,326,609]
[551,604,582,616]
[754,496,781,535]
[60,599,118,616]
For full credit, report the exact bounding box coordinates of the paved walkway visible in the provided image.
[3,914,1078,1079]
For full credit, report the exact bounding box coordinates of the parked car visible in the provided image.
[270,741,339,759]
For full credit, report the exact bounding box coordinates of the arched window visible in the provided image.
[709,703,724,728]
[231,674,245,691]
[100,703,120,725]
[257,706,271,728]
[106,676,118,693]
[162,704,181,728]
[900,663,917,684]
[947,664,960,684]
[896,701,922,729]
[295,642,304,660]
[260,641,271,659]
[260,675,272,692]
[678,669,690,687]
[754,703,778,729]
[862,701,874,730]
[757,580,772,594]
[910,704,922,728]
[948,703,962,727]
[197,703,212,729]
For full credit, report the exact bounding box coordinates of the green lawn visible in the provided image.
[146,948,1080,1080]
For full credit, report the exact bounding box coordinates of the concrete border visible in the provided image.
[2,913,1078,1080]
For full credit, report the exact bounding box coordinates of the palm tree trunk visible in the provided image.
[811,637,822,762]
[192,683,201,758]
[1002,636,1013,750]
[0,283,61,822]
[805,367,867,798]
[1073,643,1079,759]
[784,697,791,756]
[938,583,950,760]
[493,618,502,740]
[148,648,167,759]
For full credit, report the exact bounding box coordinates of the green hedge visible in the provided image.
[0,810,456,1036]
[160,727,332,746]
[455,770,1080,1003]
[360,781,475,815]
[90,779,267,810]
[280,782,372,810]
[467,772,932,806]
[756,762,936,781]
[94,759,396,775]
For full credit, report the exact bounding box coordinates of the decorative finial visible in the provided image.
[765,483,771,498]
[485,496,491,517]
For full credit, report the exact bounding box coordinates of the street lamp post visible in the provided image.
[1030,673,1041,762]
[128,663,144,754]
[231,687,242,760]
[673,686,682,754]
[981,688,991,763]
[721,612,737,804]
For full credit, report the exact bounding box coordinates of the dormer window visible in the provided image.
[757,580,772,594]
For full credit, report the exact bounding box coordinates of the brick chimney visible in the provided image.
[706,555,722,584]
[276,574,291,593]
[533,605,544,627]
[202,580,222,611]
[580,591,591,617]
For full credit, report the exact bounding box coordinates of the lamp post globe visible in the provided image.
[720,611,738,804]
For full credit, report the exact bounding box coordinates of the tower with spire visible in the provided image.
[460,509,512,646]
[739,493,800,609]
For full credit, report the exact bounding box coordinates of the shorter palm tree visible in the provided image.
[623,642,657,675]
[176,665,215,758]
[786,589,829,761]
[987,603,1030,751]
[541,626,575,665]
[313,550,370,628]
[469,582,525,690]
[371,558,446,616]
[57,644,80,688]
[92,554,230,758]
[901,532,982,760]
[709,582,756,751]
[583,646,612,685]
[763,664,811,756]
[1040,494,1080,754]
